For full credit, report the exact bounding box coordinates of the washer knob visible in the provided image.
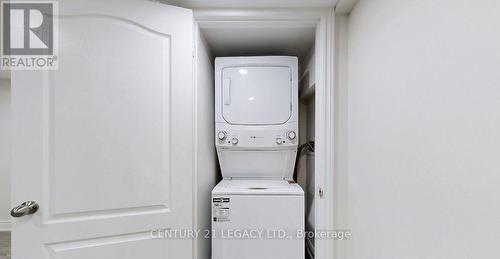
[217,131,226,140]
[276,137,283,144]
[287,131,297,140]
[231,138,239,145]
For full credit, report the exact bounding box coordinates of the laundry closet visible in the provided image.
[193,10,320,259]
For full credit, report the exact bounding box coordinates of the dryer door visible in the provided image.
[221,66,292,125]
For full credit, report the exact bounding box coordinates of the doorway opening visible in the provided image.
[193,10,329,259]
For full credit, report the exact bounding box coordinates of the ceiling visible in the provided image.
[164,0,337,9]
[201,27,315,62]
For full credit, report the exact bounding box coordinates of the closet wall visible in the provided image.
[298,49,316,257]
[0,79,10,231]
[194,27,218,259]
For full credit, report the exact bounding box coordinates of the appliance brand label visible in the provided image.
[213,197,230,222]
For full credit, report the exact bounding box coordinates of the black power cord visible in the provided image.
[293,141,315,182]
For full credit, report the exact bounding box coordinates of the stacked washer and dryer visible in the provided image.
[212,56,304,259]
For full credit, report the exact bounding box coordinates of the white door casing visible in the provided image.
[11,1,194,259]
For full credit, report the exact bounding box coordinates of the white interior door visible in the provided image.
[10,1,194,259]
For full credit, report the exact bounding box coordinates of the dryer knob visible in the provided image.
[287,131,297,140]
[217,131,227,140]
[231,138,239,145]
[276,137,283,145]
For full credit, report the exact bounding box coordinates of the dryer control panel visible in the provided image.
[216,128,298,149]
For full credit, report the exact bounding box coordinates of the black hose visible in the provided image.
[293,141,315,182]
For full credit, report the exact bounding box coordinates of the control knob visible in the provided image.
[231,138,239,145]
[287,131,297,140]
[217,131,227,140]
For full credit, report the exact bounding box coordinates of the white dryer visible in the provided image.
[212,56,304,259]
[214,56,299,179]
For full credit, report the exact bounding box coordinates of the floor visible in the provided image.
[0,231,312,259]
[0,232,10,259]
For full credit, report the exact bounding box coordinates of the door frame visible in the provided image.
[194,8,336,259]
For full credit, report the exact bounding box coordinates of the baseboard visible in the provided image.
[0,221,11,231]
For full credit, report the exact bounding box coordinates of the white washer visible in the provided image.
[212,179,304,259]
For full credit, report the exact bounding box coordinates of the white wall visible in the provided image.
[305,96,315,228]
[298,49,316,256]
[194,26,217,259]
[333,13,349,259]
[344,0,500,258]
[0,79,10,231]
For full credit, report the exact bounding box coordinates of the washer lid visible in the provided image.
[212,179,304,196]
